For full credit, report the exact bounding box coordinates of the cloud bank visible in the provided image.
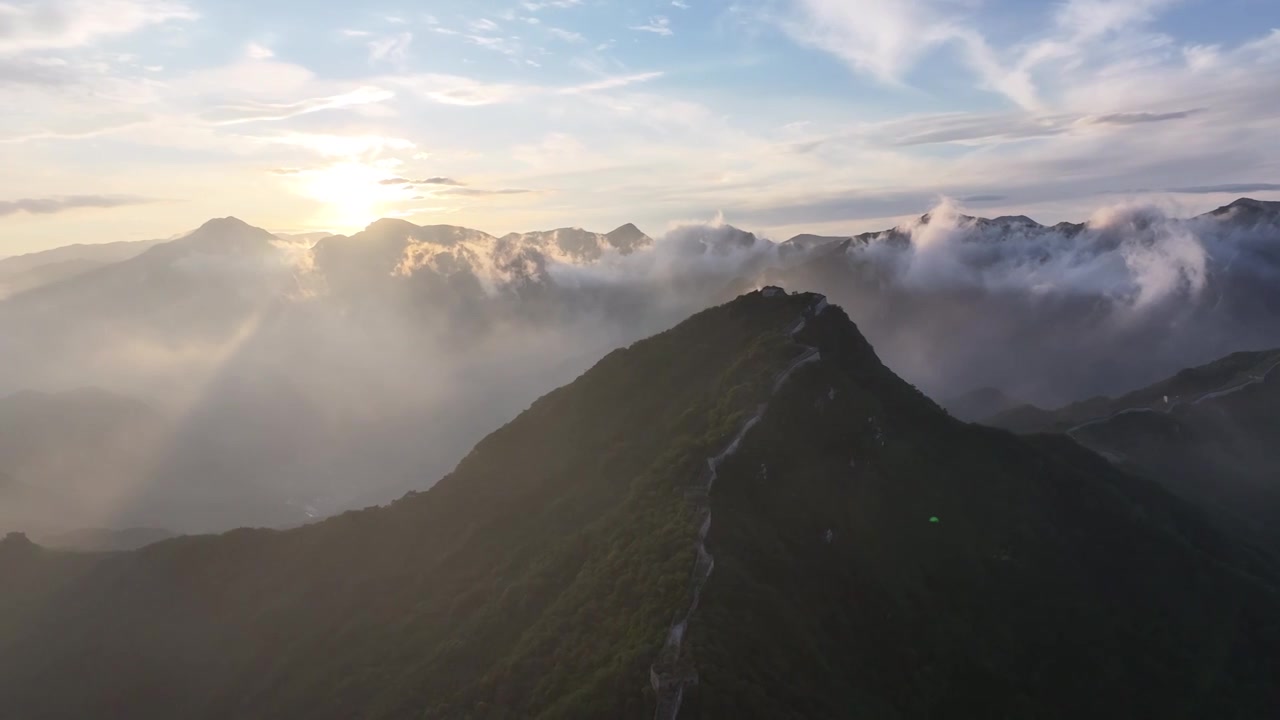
[3,197,1279,537]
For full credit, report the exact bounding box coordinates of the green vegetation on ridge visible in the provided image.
[0,290,819,720]
[2,290,1278,720]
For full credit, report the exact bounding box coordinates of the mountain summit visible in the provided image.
[1208,197,1280,222]
[2,288,1277,719]
[163,216,282,254]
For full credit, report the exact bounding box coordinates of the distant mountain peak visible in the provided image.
[345,220,494,252]
[1207,197,1280,221]
[0,532,35,552]
[195,216,255,231]
[169,216,280,255]
[604,222,652,254]
[991,214,1041,226]
[781,234,853,253]
[917,211,1043,229]
[1226,197,1278,210]
[363,217,421,234]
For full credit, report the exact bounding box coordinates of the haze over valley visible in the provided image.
[4,0,1280,716]
[1,196,1276,539]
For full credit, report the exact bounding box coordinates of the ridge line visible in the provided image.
[649,292,829,720]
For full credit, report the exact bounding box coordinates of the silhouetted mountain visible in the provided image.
[988,349,1280,433]
[2,290,1277,719]
[942,386,1023,422]
[0,216,674,532]
[988,348,1280,559]
[0,238,160,298]
[315,219,652,292]
[1208,197,1280,225]
[2,216,292,322]
[605,222,651,253]
[0,531,36,556]
[39,527,178,552]
[502,225,654,262]
[781,233,851,253]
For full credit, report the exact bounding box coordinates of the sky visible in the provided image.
[2,0,1279,254]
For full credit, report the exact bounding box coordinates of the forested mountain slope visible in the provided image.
[988,348,1280,564]
[2,289,1277,719]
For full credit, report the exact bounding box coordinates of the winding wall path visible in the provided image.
[649,294,828,720]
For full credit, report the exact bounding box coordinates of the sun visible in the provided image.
[290,162,407,231]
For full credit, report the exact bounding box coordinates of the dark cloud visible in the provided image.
[0,195,157,218]
[1167,183,1280,194]
[1089,109,1202,125]
[380,177,465,186]
[959,194,1008,203]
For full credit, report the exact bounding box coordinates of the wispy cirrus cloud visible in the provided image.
[0,120,151,144]
[393,73,528,106]
[786,111,1074,154]
[559,72,664,95]
[368,32,413,66]
[205,86,394,125]
[779,0,964,85]
[630,16,673,36]
[519,0,582,11]
[245,132,416,158]
[1053,0,1178,39]
[464,33,523,57]
[245,43,274,60]
[778,0,1183,112]
[547,27,584,43]
[394,69,663,106]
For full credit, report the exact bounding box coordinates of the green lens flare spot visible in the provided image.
[929,516,940,524]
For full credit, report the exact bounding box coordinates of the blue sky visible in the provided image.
[2,0,1279,252]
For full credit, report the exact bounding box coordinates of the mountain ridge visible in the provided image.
[2,196,1278,537]
[5,195,1276,282]
[985,346,1280,563]
[3,288,1279,718]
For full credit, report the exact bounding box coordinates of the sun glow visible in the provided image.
[289,162,409,231]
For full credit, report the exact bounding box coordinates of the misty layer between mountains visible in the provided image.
[0,197,1277,537]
